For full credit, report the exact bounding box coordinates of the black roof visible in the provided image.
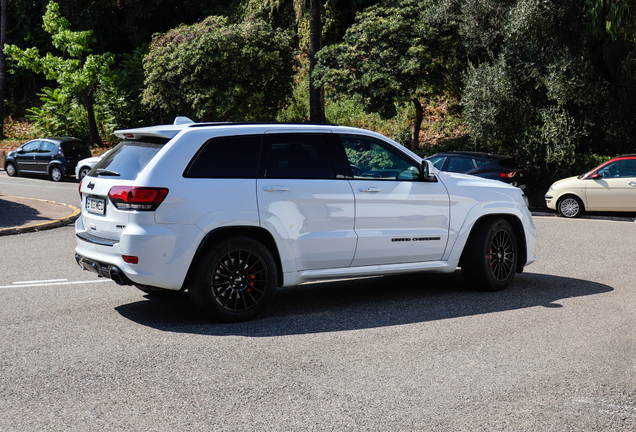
[427,151,513,161]
[44,137,83,142]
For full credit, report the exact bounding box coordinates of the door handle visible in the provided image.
[359,187,381,193]
[263,186,290,192]
[629,182,636,186]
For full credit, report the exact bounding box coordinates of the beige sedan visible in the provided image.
[545,155,636,217]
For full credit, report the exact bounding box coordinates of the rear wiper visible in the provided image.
[96,169,121,176]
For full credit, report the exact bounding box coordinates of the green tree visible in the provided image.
[4,1,113,145]
[459,0,609,185]
[142,16,295,122]
[314,0,463,150]
[97,44,161,133]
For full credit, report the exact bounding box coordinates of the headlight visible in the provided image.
[548,186,554,192]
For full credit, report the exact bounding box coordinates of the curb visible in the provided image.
[530,208,636,222]
[0,196,81,236]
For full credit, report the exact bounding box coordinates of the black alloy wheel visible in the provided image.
[190,237,277,322]
[462,218,518,291]
[488,228,516,283]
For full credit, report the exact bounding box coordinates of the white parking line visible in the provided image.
[0,279,113,289]
[13,278,68,285]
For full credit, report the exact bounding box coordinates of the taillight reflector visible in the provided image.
[123,255,139,264]
[108,186,169,211]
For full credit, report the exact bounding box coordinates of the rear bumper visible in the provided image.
[75,253,135,286]
[74,217,204,290]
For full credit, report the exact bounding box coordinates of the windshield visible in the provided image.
[89,139,167,180]
[578,160,609,179]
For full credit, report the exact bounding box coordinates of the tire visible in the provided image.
[5,162,17,177]
[78,166,91,181]
[462,218,518,291]
[50,165,64,182]
[189,237,278,322]
[557,196,583,218]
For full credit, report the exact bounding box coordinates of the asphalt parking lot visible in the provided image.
[1,170,635,430]
[1,215,635,430]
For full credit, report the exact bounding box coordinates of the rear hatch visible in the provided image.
[78,138,168,242]
[497,158,528,187]
[61,140,91,170]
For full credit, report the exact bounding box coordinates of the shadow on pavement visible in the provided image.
[0,197,49,228]
[115,270,613,336]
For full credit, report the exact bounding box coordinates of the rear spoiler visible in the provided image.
[114,117,195,140]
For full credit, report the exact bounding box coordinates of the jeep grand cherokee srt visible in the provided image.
[75,119,537,322]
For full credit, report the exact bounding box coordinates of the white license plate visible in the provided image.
[86,197,106,215]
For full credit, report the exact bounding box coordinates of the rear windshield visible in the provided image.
[61,141,91,159]
[89,139,167,180]
[498,158,522,169]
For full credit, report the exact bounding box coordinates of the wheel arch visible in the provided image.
[48,161,66,175]
[459,214,528,272]
[183,226,284,290]
[556,193,585,212]
[4,160,18,174]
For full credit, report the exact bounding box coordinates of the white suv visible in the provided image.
[75,120,536,322]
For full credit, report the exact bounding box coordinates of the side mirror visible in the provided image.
[16,147,24,154]
[422,160,436,180]
[590,173,602,180]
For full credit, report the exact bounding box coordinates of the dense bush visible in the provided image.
[457,0,617,187]
[26,88,89,140]
[142,16,295,122]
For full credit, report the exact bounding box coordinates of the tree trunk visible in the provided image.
[80,89,102,146]
[0,0,8,138]
[411,98,423,151]
[309,0,325,124]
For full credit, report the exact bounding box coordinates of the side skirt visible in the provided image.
[283,260,458,287]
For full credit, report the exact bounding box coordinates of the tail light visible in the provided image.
[108,186,169,211]
[499,171,520,178]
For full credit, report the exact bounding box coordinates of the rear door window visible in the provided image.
[39,142,56,153]
[185,135,262,178]
[447,157,476,172]
[90,139,167,180]
[473,158,489,168]
[265,134,335,179]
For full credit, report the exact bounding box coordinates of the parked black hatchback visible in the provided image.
[425,151,528,189]
[4,137,91,182]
